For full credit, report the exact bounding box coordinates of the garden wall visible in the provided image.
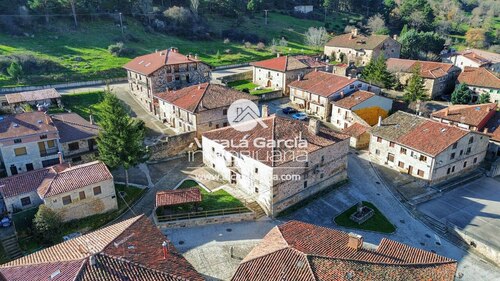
[219,71,253,84]
[448,222,500,266]
[147,131,197,162]
[0,78,127,94]
[154,211,255,229]
[256,90,283,101]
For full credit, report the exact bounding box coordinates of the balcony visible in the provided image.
[40,149,59,157]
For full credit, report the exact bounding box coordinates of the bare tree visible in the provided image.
[304,27,329,49]
[190,0,200,15]
[367,14,387,34]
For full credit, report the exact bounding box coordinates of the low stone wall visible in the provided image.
[0,78,127,94]
[147,131,197,162]
[154,211,255,229]
[257,90,283,101]
[220,71,253,84]
[448,223,500,266]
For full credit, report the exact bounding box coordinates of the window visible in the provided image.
[26,163,34,171]
[398,161,404,168]
[419,155,427,162]
[387,153,395,162]
[389,142,395,148]
[459,150,463,156]
[321,155,325,162]
[40,135,47,139]
[451,166,455,173]
[14,147,27,156]
[254,187,259,193]
[93,186,102,196]
[62,195,72,205]
[320,173,324,179]
[375,149,380,155]
[47,140,56,148]
[377,137,382,143]
[255,168,258,174]
[303,181,308,188]
[447,167,451,175]
[79,191,86,200]
[466,147,471,155]
[450,153,455,160]
[463,161,467,168]
[20,196,31,206]
[452,143,457,149]
[473,157,477,164]
[417,170,424,177]
[211,147,215,152]
[14,139,22,143]
[400,148,407,155]
[68,142,79,151]
[223,109,228,116]
[469,137,474,144]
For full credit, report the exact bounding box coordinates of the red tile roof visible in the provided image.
[459,49,500,65]
[342,122,370,137]
[250,55,327,72]
[387,58,456,79]
[0,112,58,139]
[5,88,61,104]
[0,260,84,281]
[288,71,357,97]
[52,113,99,143]
[156,188,202,208]
[431,103,497,128]
[332,90,375,109]
[155,83,258,113]
[123,48,204,76]
[458,67,500,89]
[232,221,457,281]
[0,215,203,281]
[203,115,349,167]
[485,112,500,142]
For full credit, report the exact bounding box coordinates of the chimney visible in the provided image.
[340,91,345,99]
[194,53,198,59]
[351,28,358,37]
[349,34,354,40]
[347,233,363,250]
[393,34,398,41]
[315,67,318,72]
[261,104,269,118]
[58,152,63,164]
[297,73,302,81]
[483,127,489,134]
[198,84,202,90]
[444,108,449,117]
[45,112,50,125]
[89,114,94,125]
[377,116,382,127]
[308,118,320,135]
[89,255,96,266]
[277,53,280,58]
[155,49,158,53]
[162,241,168,259]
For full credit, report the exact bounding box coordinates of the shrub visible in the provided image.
[223,38,230,44]
[0,54,64,76]
[108,42,134,57]
[256,42,265,50]
[33,205,62,244]
[244,41,252,48]
[7,62,23,82]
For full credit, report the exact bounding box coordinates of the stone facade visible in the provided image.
[253,66,315,95]
[3,190,42,214]
[60,138,98,165]
[394,72,457,99]
[42,178,117,222]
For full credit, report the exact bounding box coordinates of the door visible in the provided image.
[38,141,46,155]
[26,163,34,171]
[10,165,17,175]
[408,165,413,175]
[88,139,95,151]
[230,171,237,184]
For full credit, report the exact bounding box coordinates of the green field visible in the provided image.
[227,79,274,95]
[0,12,362,88]
[334,201,396,233]
[48,91,106,123]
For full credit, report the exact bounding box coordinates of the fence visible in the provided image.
[156,206,251,222]
[0,78,127,94]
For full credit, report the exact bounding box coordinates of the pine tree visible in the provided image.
[361,55,395,89]
[97,89,147,186]
[403,65,427,102]
[478,92,491,104]
[451,83,472,105]
[7,62,23,83]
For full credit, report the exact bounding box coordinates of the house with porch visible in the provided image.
[123,48,211,117]
[288,71,380,121]
[457,67,500,104]
[202,114,349,217]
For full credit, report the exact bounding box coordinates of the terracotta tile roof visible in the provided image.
[458,67,500,89]
[251,55,327,72]
[485,112,500,142]
[52,113,99,143]
[431,103,497,128]
[0,112,58,139]
[0,260,84,281]
[459,49,500,65]
[1,215,203,281]
[123,48,204,76]
[5,88,61,104]
[371,111,470,156]
[288,71,357,97]
[155,83,258,113]
[325,33,394,50]
[37,161,113,198]
[203,115,349,167]
[156,188,202,208]
[332,90,374,109]
[387,58,456,79]
[232,221,457,281]
[342,122,370,138]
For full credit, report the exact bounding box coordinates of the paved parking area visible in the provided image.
[418,176,500,249]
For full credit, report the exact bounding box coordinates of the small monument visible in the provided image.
[349,202,374,224]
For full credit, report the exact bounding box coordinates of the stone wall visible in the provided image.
[219,71,253,84]
[148,131,197,162]
[448,223,500,266]
[154,211,255,229]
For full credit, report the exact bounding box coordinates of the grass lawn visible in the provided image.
[51,91,106,123]
[227,79,275,95]
[178,180,245,211]
[334,201,396,234]
[0,11,363,87]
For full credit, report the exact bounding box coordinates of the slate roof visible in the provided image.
[431,103,497,128]
[5,88,61,104]
[371,111,470,156]
[156,188,202,208]
[123,48,205,76]
[387,58,456,79]
[332,90,374,109]
[458,67,500,89]
[203,115,349,167]
[232,221,457,281]
[288,71,358,97]
[325,33,395,50]
[0,215,203,281]
[51,113,99,143]
[155,83,258,113]
[0,112,58,139]
[250,55,327,72]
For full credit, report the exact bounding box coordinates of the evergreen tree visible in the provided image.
[361,55,395,89]
[451,83,472,105]
[7,62,23,83]
[478,93,491,104]
[97,90,147,186]
[403,65,427,102]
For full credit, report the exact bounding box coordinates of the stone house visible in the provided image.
[342,122,371,149]
[0,215,203,280]
[202,114,349,217]
[51,113,99,164]
[324,29,401,66]
[250,55,329,95]
[155,83,258,136]
[458,67,500,104]
[330,90,393,130]
[387,58,460,99]
[123,48,211,117]
[443,49,500,73]
[369,111,489,183]
[232,221,457,281]
[288,71,381,121]
[5,88,61,112]
[0,112,62,176]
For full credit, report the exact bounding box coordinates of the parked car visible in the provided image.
[292,112,308,120]
[282,107,298,114]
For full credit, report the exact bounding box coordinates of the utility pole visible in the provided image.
[119,12,124,36]
[264,10,269,25]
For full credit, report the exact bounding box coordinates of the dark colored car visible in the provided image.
[282,107,298,114]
